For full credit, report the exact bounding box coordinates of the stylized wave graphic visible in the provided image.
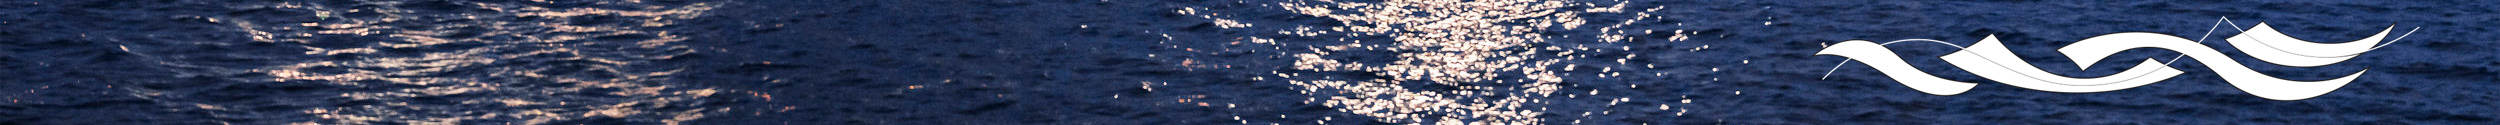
[1816,19,2414,100]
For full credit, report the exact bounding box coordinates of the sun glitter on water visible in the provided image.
[113,1,735,125]
[1163,0,1724,124]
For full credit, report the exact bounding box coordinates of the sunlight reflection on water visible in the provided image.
[1171,0,1711,124]
[122,1,730,125]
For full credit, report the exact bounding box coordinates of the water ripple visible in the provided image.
[113,1,730,124]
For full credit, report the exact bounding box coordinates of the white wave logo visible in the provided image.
[1815,18,2416,100]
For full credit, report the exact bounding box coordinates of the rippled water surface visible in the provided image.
[7,0,731,124]
[6,0,2499,124]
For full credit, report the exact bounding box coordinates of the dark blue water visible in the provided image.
[2,0,2494,124]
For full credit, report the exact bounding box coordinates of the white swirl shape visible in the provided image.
[1817,23,2398,100]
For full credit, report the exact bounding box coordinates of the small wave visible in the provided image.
[109,1,732,124]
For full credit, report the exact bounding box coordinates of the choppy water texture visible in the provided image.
[6,0,2500,124]
[4,0,729,124]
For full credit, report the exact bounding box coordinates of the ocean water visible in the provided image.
[2,0,2495,124]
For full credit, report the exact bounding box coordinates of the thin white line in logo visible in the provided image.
[1816,17,2418,100]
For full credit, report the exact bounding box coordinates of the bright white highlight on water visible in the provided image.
[1174,0,1715,124]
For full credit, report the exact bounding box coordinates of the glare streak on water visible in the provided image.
[120,1,728,125]
[1178,0,1696,124]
